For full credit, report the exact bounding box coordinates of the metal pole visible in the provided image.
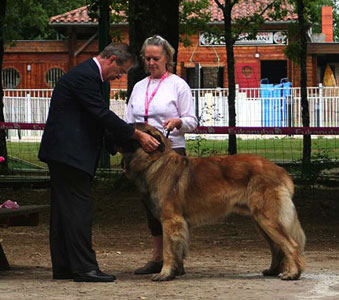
[194,63,200,123]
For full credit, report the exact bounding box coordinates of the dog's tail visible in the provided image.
[289,209,306,254]
[279,185,306,254]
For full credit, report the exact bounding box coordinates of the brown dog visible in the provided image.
[119,123,306,281]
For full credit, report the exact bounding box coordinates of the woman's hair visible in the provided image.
[99,43,137,67]
[141,35,175,72]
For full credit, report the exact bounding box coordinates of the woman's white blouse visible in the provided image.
[126,74,198,148]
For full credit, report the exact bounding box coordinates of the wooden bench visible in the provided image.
[0,204,49,270]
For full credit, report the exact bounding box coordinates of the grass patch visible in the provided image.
[3,136,339,172]
[186,136,338,161]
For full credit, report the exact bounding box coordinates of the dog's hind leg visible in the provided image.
[252,210,305,280]
[152,215,189,281]
[253,220,285,277]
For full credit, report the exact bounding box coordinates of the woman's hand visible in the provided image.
[163,118,182,131]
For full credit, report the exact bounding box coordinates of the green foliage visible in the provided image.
[87,0,128,43]
[306,0,337,39]
[3,0,338,42]
[113,89,127,101]
[333,3,339,42]
[284,0,338,61]
[205,0,288,46]
[88,0,212,47]
[42,0,88,19]
[179,0,211,46]
[185,137,339,160]
[4,0,49,41]
[4,0,87,41]
[87,0,127,24]
[291,148,338,184]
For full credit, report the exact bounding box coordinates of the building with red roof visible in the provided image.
[3,1,338,90]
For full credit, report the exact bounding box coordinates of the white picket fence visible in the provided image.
[193,85,339,127]
[3,86,339,140]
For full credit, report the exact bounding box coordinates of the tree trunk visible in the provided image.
[223,0,237,155]
[127,0,179,101]
[0,0,8,174]
[297,0,311,167]
[98,0,111,169]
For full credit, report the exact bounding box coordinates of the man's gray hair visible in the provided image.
[100,43,137,66]
[141,35,175,72]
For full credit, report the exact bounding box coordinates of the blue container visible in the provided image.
[260,79,273,126]
[261,78,291,127]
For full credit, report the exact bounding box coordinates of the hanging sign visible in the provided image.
[199,31,288,46]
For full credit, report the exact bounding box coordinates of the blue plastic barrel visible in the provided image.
[260,78,291,127]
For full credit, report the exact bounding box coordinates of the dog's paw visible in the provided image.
[151,271,175,281]
[281,270,301,280]
[262,268,280,277]
[174,264,185,276]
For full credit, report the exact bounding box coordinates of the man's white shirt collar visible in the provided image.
[93,57,104,82]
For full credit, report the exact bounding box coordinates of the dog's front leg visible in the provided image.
[152,216,188,281]
[151,232,176,281]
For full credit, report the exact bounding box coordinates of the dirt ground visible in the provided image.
[0,178,339,300]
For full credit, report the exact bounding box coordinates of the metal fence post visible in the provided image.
[318,83,323,127]
[194,63,200,123]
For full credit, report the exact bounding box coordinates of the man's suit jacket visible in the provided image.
[38,59,134,176]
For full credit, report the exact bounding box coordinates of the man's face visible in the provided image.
[104,57,133,81]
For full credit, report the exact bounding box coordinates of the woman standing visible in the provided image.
[126,35,198,275]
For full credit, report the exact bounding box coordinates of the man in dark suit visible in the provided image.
[39,43,159,282]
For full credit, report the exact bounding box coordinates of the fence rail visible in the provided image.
[2,86,339,140]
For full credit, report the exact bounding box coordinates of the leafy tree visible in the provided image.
[1,0,88,172]
[295,0,311,166]
[333,3,339,41]
[89,0,211,99]
[127,0,179,99]
[284,0,314,165]
[213,0,279,155]
[179,0,211,47]
[3,0,87,41]
[3,0,48,41]
[307,0,338,42]
[280,0,334,165]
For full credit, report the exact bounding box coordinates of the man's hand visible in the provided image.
[132,129,160,152]
[163,118,182,131]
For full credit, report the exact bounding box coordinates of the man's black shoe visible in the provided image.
[73,269,116,282]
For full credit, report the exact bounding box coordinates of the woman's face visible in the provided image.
[144,45,168,79]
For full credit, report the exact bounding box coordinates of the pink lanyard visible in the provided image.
[144,71,168,122]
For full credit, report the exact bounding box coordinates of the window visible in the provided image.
[185,66,224,88]
[201,67,224,88]
[186,67,199,88]
[46,68,65,88]
[2,68,20,88]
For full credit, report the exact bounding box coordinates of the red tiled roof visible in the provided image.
[49,1,296,25]
[210,0,296,22]
[49,6,93,24]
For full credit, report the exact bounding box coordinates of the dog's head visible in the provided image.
[115,123,171,178]
[117,123,170,154]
